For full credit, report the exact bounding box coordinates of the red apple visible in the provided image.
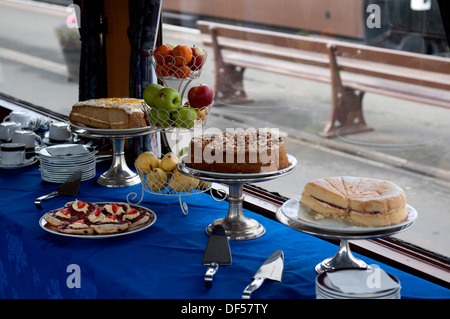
[187,84,214,109]
[187,46,206,71]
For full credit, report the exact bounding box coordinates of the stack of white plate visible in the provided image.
[315,268,401,299]
[38,144,96,183]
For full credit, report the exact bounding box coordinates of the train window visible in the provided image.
[0,0,448,264]
[161,0,450,259]
[0,1,79,116]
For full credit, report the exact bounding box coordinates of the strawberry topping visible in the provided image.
[126,209,138,215]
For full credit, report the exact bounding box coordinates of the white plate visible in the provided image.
[70,121,151,135]
[39,203,157,239]
[41,171,96,183]
[178,154,297,182]
[281,197,417,234]
[38,144,93,159]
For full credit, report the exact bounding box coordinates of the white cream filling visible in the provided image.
[103,203,130,216]
[88,212,106,223]
[55,210,71,219]
[72,200,89,213]
[123,211,140,220]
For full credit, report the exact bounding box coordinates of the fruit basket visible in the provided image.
[128,44,215,212]
[142,101,212,133]
[127,152,212,215]
[142,80,214,133]
[150,44,207,82]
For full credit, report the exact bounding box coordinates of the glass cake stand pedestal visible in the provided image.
[71,124,155,187]
[177,154,297,241]
[276,198,418,273]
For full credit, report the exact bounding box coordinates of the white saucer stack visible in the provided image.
[38,144,96,183]
[315,268,401,299]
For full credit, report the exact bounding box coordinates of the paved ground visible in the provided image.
[0,1,449,257]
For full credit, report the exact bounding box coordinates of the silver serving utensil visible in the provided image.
[202,224,232,288]
[242,250,284,299]
[35,170,82,210]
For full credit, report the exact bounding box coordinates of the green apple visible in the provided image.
[173,106,197,129]
[154,87,182,112]
[143,83,164,107]
[149,108,172,127]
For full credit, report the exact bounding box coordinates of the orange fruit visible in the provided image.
[153,44,173,64]
[174,65,191,79]
[172,44,192,66]
[155,61,174,77]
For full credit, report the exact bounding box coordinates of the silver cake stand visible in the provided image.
[71,124,156,187]
[177,154,297,241]
[276,198,417,273]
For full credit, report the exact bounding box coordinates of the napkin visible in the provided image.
[326,267,400,294]
[46,144,88,157]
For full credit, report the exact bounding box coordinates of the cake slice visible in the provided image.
[58,219,94,235]
[300,177,348,219]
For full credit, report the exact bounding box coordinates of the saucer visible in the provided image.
[42,136,80,146]
[0,156,38,169]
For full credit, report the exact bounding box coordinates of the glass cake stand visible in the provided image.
[276,198,418,273]
[71,123,156,187]
[177,154,297,241]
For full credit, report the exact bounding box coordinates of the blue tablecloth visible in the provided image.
[0,163,449,299]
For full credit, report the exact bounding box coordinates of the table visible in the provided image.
[0,162,449,299]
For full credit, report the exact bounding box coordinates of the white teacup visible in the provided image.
[4,111,33,129]
[12,130,41,150]
[49,122,70,142]
[0,143,25,166]
[0,122,21,142]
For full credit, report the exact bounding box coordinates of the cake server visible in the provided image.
[35,170,82,210]
[242,250,284,299]
[202,224,232,288]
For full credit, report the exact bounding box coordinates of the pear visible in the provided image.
[160,153,179,172]
[135,151,160,173]
[147,168,168,191]
[198,180,212,190]
[168,169,200,192]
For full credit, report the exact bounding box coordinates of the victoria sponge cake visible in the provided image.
[300,176,408,227]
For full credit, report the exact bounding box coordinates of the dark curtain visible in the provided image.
[74,0,107,100]
[127,0,162,157]
[74,0,162,158]
[438,0,450,46]
[128,0,162,98]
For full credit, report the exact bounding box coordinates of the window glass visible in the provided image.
[161,0,450,258]
[0,0,79,116]
[0,1,448,259]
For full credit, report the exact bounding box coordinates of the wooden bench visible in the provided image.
[197,21,450,137]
